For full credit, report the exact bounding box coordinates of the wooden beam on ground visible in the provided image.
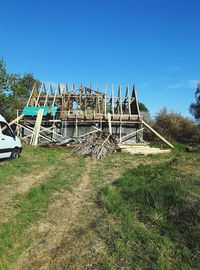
[142,120,174,148]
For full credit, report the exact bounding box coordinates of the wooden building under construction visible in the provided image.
[15,83,173,148]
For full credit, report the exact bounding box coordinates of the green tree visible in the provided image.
[139,102,149,113]
[139,102,151,123]
[190,83,200,122]
[0,58,40,121]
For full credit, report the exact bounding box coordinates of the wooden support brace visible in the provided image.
[18,124,53,142]
[142,120,174,148]
[120,128,144,142]
[8,114,24,126]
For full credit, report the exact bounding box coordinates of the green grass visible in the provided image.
[0,146,200,269]
[0,147,85,269]
[0,146,71,184]
[96,152,200,269]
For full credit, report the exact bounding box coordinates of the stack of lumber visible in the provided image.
[72,131,118,159]
[53,137,81,146]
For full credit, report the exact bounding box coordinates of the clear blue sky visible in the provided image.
[0,0,199,117]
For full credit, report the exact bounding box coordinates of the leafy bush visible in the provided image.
[146,108,200,143]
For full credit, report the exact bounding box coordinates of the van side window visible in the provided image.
[0,122,13,137]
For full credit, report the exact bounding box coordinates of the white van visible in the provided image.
[0,114,22,160]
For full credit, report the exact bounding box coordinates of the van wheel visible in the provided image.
[10,148,20,160]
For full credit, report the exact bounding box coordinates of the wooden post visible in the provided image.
[30,109,44,146]
[50,84,53,95]
[75,114,78,137]
[112,84,114,117]
[108,113,112,134]
[104,84,107,117]
[127,85,131,116]
[100,117,102,130]
[26,82,37,106]
[119,119,122,143]
[133,84,140,117]
[119,85,122,115]
[65,121,67,138]
[16,110,19,136]
[52,86,57,106]
[44,84,49,107]
[35,83,43,107]
[58,83,61,95]
[79,82,82,110]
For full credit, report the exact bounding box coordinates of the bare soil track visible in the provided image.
[0,149,174,270]
[0,169,52,225]
[14,159,99,270]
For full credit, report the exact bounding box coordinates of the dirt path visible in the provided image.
[12,154,172,270]
[14,159,97,270]
[0,169,53,225]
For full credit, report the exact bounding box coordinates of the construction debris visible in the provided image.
[53,138,78,146]
[72,131,118,159]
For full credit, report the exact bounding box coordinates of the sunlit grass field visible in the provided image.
[0,145,199,269]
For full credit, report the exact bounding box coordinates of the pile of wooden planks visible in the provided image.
[72,131,118,159]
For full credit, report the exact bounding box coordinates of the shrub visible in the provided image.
[146,108,200,143]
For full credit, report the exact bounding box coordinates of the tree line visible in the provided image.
[0,59,40,120]
[0,58,200,143]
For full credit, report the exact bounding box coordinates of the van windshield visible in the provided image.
[0,122,13,137]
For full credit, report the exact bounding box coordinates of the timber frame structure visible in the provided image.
[13,83,173,148]
[26,83,140,121]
